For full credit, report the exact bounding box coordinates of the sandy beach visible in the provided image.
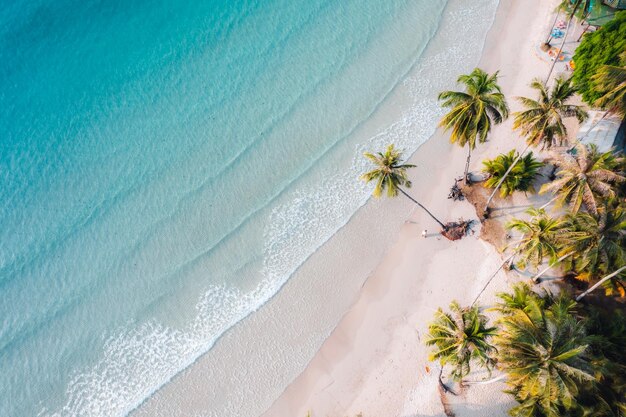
[131,1,566,416]
[262,1,561,416]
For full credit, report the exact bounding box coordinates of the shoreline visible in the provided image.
[131,0,561,416]
[262,1,558,416]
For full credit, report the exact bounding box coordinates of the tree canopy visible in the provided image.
[572,11,626,105]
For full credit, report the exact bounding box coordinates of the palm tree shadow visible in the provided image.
[400,402,514,417]
[510,266,562,281]
[490,203,535,212]
[489,204,535,219]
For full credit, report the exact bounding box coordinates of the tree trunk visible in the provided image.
[531,251,574,283]
[483,143,532,217]
[463,374,507,385]
[464,146,472,185]
[398,188,446,229]
[575,266,626,301]
[545,0,582,84]
[539,195,559,210]
[544,9,561,45]
[471,252,517,307]
[577,23,589,42]
[575,110,610,144]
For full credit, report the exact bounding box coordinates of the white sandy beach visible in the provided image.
[132,1,571,416]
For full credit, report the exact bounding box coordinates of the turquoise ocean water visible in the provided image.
[0,0,498,416]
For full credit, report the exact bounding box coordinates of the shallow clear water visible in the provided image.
[0,0,502,416]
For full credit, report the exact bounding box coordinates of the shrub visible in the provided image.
[572,11,626,105]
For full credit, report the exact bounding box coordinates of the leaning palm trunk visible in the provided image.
[544,10,561,45]
[464,146,472,184]
[530,251,575,283]
[575,265,626,301]
[545,0,581,83]
[463,374,507,385]
[539,195,559,210]
[575,110,610,145]
[472,252,518,307]
[398,188,446,229]
[483,143,532,217]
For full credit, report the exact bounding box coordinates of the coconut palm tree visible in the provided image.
[506,208,567,271]
[425,301,497,381]
[529,204,626,285]
[482,150,543,198]
[563,206,626,285]
[495,293,596,417]
[540,144,626,216]
[493,282,545,316]
[361,144,446,228]
[438,68,509,184]
[513,77,588,150]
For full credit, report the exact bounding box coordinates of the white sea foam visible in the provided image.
[41,2,498,417]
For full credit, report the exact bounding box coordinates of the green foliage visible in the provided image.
[425,301,497,381]
[482,150,543,197]
[495,287,626,417]
[540,144,626,216]
[507,208,567,270]
[593,52,626,116]
[572,11,626,105]
[513,77,588,149]
[360,144,415,198]
[438,68,509,149]
[562,204,626,296]
[496,290,593,417]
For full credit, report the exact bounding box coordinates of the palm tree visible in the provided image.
[438,68,509,184]
[540,144,626,216]
[563,206,626,284]
[495,292,596,417]
[361,144,446,228]
[482,150,543,198]
[425,301,497,382]
[506,208,567,271]
[513,77,588,150]
[493,282,545,316]
[483,77,587,216]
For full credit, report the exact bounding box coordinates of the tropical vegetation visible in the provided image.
[482,150,543,198]
[572,10,626,104]
[506,208,567,271]
[495,289,595,417]
[360,144,446,229]
[494,285,626,417]
[425,301,497,382]
[593,51,626,117]
[540,143,625,216]
[438,68,509,183]
[513,77,588,149]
